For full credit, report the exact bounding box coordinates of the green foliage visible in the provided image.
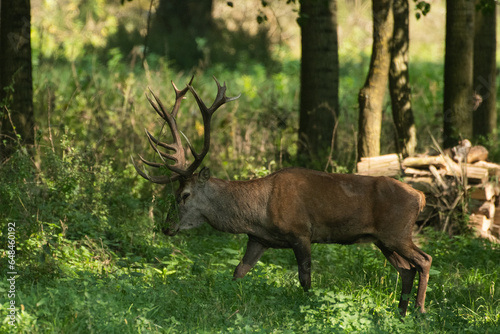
[32,0,120,61]
[414,1,431,20]
[476,0,497,13]
[0,142,157,280]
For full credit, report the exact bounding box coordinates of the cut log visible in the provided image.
[429,165,449,190]
[359,153,400,163]
[402,156,446,169]
[471,213,498,243]
[467,145,488,163]
[443,156,489,183]
[477,201,496,219]
[478,230,500,243]
[491,224,500,237]
[404,167,433,177]
[469,213,492,232]
[404,176,434,193]
[470,183,496,201]
[494,206,500,227]
[357,154,401,177]
[462,166,490,184]
[473,161,500,177]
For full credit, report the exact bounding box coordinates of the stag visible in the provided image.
[133,77,432,316]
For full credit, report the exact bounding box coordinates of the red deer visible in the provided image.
[133,77,432,316]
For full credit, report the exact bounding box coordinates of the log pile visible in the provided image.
[357,142,500,242]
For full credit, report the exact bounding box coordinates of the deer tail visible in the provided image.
[418,191,426,212]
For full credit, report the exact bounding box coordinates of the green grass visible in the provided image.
[1,223,499,333]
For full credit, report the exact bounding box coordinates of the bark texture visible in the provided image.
[298,0,339,167]
[358,0,393,159]
[473,2,497,141]
[0,0,34,160]
[443,0,474,148]
[389,0,416,157]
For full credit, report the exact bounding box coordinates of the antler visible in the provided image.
[133,76,240,184]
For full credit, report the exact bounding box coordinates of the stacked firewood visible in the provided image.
[357,141,500,242]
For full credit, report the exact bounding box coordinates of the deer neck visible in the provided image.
[201,178,270,234]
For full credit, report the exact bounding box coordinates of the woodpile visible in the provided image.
[357,142,500,242]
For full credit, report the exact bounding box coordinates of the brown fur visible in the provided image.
[167,167,432,316]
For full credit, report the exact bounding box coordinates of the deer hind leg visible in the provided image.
[233,236,268,279]
[376,241,416,316]
[411,244,432,313]
[378,241,432,315]
[291,237,312,291]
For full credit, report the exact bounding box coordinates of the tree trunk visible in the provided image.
[473,1,497,141]
[389,0,416,157]
[151,0,213,70]
[357,0,393,159]
[443,0,474,148]
[0,0,34,160]
[298,0,339,167]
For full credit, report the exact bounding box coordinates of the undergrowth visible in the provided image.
[1,146,500,333]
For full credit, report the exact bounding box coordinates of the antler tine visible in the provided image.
[146,91,181,145]
[131,156,182,184]
[188,76,241,118]
[208,77,241,114]
[144,92,186,172]
[138,153,163,168]
[171,76,194,119]
[144,129,176,152]
[144,130,189,175]
[183,77,241,174]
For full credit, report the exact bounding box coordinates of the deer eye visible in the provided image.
[177,192,190,204]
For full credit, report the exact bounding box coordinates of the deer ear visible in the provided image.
[198,167,211,184]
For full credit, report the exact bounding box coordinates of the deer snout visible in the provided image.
[163,211,180,236]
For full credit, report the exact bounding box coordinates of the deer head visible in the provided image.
[133,77,239,233]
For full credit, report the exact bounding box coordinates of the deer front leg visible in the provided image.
[233,236,268,279]
[292,237,312,291]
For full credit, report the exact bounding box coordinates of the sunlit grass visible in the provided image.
[2,223,499,333]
